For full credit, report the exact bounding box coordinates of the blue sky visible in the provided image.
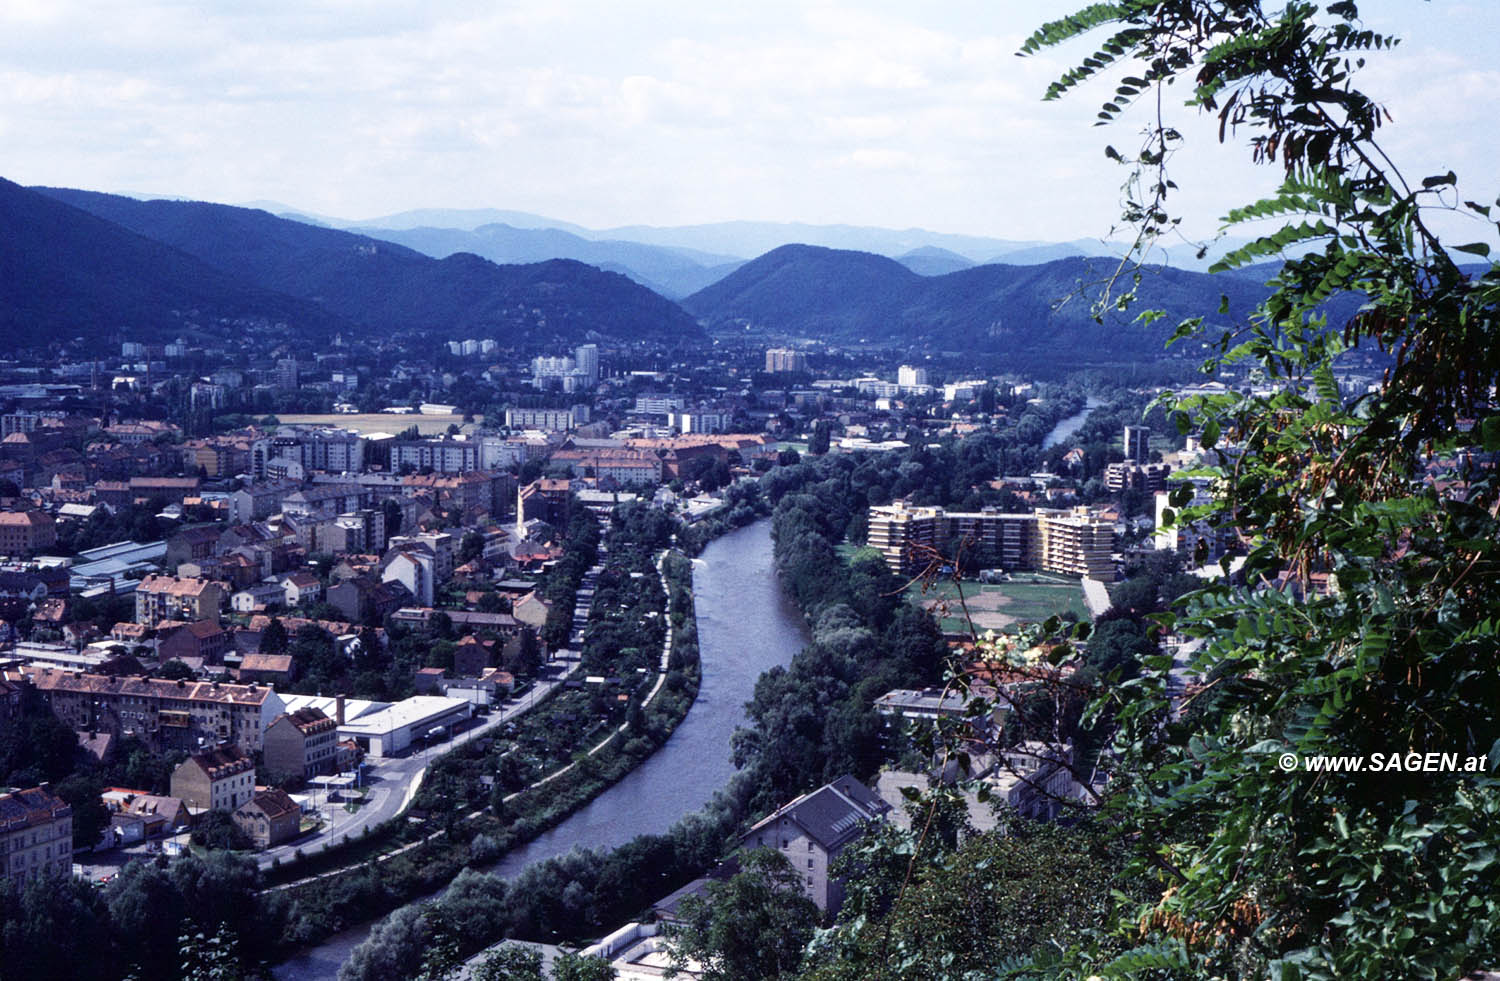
[2,1,1495,243]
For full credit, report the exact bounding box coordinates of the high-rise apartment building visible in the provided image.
[867,502,1114,580]
[574,344,599,386]
[765,348,808,373]
[1123,425,1151,464]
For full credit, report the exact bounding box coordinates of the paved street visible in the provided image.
[69,652,581,883]
[256,651,581,869]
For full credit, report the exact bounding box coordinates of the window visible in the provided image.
[807,858,814,869]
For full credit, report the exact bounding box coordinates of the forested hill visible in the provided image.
[31,186,705,345]
[0,178,352,348]
[683,243,1363,364]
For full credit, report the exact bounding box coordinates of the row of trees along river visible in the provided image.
[274,518,810,980]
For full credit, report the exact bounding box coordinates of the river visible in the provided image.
[1042,396,1105,450]
[274,519,808,980]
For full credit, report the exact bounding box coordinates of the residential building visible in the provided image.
[280,571,324,608]
[228,479,301,524]
[549,448,663,485]
[281,484,370,522]
[738,775,891,913]
[380,546,436,607]
[867,502,1115,580]
[897,365,928,388]
[633,395,686,416]
[231,582,286,613]
[135,576,224,626]
[327,575,410,625]
[165,525,223,570]
[1104,461,1171,493]
[669,408,731,434]
[170,745,255,813]
[263,707,339,779]
[765,348,808,373]
[390,439,479,474]
[0,511,57,556]
[386,531,455,581]
[233,788,301,848]
[1123,425,1151,464]
[574,343,599,386]
[237,653,296,687]
[158,619,230,665]
[25,668,284,754]
[0,787,72,886]
[504,406,589,432]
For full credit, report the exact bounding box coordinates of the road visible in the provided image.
[256,650,582,870]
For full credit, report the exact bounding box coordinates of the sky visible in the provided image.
[3,1,1497,243]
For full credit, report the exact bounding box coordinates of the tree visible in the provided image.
[190,809,252,851]
[156,658,195,681]
[339,903,438,981]
[173,926,250,981]
[472,944,545,981]
[808,421,831,456]
[0,876,112,981]
[548,952,616,981]
[1014,2,1500,977]
[54,773,110,849]
[664,849,818,981]
[383,498,405,538]
[800,821,1144,981]
[259,617,287,655]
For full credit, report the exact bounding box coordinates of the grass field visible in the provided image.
[836,542,1090,633]
[277,412,481,435]
[905,575,1089,634]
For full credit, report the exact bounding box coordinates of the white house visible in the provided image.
[380,545,436,606]
[280,571,324,607]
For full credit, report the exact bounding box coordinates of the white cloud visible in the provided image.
[0,1,1492,240]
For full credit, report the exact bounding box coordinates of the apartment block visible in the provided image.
[0,787,72,887]
[24,668,284,754]
[868,501,1114,580]
[765,348,808,373]
[134,575,224,626]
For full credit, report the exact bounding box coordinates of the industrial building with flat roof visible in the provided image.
[335,695,472,757]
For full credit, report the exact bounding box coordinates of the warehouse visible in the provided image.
[335,695,471,757]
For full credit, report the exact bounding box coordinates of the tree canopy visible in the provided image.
[1003,2,1500,978]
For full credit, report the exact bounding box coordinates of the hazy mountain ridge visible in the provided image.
[683,244,1361,363]
[32,187,704,345]
[0,178,352,347]
[348,222,745,299]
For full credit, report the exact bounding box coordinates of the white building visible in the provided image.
[337,696,472,757]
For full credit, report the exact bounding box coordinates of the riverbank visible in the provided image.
[269,548,702,970]
[275,519,806,981]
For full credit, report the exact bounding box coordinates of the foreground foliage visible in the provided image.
[1007,2,1500,978]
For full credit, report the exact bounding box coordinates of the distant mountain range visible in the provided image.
[5,180,1357,368]
[681,244,1360,367]
[237,203,1152,298]
[27,185,703,347]
[0,178,351,347]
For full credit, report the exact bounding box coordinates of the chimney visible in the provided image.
[335,694,345,726]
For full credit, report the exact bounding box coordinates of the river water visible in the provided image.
[274,519,808,980]
[1041,396,1105,450]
